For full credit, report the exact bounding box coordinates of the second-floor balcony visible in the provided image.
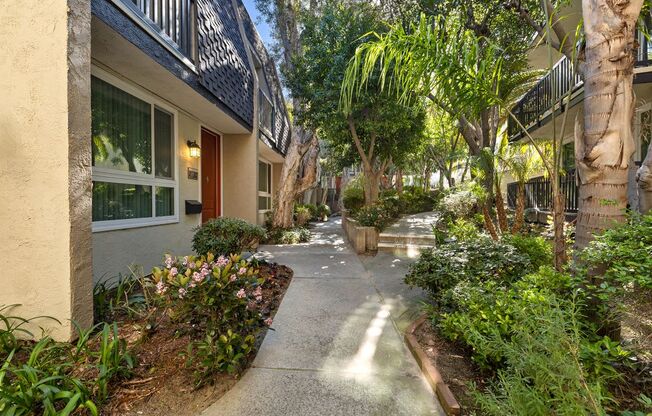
[117,0,197,63]
[508,28,652,141]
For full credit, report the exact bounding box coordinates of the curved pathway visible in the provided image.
[202,218,444,416]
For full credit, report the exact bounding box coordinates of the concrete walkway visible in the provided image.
[202,218,444,416]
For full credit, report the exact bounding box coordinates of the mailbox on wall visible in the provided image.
[185,200,202,215]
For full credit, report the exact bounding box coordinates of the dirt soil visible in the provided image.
[414,320,486,415]
[102,262,293,416]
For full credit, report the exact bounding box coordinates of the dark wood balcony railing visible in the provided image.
[508,27,652,141]
[507,169,578,213]
[125,0,196,61]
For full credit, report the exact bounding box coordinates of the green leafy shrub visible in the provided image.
[468,295,610,415]
[438,184,480,220]
[502,234,553,271]
[294,205,311,226]
[581,212,652,289]
[265,227,311,244]
[353,203,393,231]
[192,218,265,256]
[447,218,480,242]
[151,253,265,386]
[438,267,572,368]
[316,204,331,220]
[400,186,439,214]
[93,271,149,323]
[342,178,365,211]
[404,237,532,299]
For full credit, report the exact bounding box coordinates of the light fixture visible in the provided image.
[187,140,201,158]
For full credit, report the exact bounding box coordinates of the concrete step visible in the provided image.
[378,233,438,245]
[377,242,435,257]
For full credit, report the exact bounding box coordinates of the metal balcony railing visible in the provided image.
[507,169,579,213]
[125,0,196,61]
[508,26,652,141]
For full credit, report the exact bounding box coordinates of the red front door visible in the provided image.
[201,128,221,222]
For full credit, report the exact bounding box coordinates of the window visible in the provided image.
[258,160,272,211]
[562,142,575,171]
[91,73,177,231]
[259,89,274,140]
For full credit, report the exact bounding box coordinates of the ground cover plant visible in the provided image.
[1,250,294,415]
[405,211,652,414]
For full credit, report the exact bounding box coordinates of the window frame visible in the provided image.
[258,159,273,213]
[91,67,179,232]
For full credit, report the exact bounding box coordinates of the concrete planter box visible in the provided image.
[342,214,378,254]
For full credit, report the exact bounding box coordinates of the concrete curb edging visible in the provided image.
[404,315,461,416]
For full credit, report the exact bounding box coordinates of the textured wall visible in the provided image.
[0,0,93,341]
[196,0,254,128]
[222,133,258,224]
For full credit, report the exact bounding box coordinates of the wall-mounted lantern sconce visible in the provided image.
[187,140,201,158]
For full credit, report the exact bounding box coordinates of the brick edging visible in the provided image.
[404,315,461,415]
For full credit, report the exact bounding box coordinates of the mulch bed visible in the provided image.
[101,262,293,415]
[413,320,486,415]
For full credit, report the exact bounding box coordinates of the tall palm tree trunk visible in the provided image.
[575,0,642,250]
[495,181,509,234]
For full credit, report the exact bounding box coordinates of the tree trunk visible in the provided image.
[637,140,652,213]
[273,131,319,228]
[575,0,642,250]
[511,182,526,234]
[552,191,568,270]
[397,168,404,194]
[494,181,509,234]
[363,167,380,205]
[482,203,499,241]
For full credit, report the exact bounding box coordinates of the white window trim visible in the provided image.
[258,159,273,213]
[91,66,180,232]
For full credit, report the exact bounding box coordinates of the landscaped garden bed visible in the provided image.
[102,261,293,415]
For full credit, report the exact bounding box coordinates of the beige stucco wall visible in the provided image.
[92,112,201,282]
[223,133,259,224]
[0,0,93,341]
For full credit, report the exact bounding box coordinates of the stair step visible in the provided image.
[378,234,437,245]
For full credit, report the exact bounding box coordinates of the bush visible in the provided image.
[468,295,610,415]
[316,204,331,220]
[447,218,480,242]
[151,253,264,386]
[400,187,439,214]
[581,212,652,289]
[502,234,553,271]
[404,237,532,299]
[265,227,311,244]
[192,218,265,256]
[342,179,365,211]
[353,203,393,231]
[438,184,480,220]
[294,206,311,226]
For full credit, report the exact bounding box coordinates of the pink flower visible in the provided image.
[188,281,196,288]
[164,255,174,269]
[264,317,273,326]
[229,274,237,282]
[170,267,178,277]
[216,256,229,268]
[178,288,187,298]
[236,288,246,299]
[182,256,189,266]
[155,281,167,295]
[192,271,205,283]
[254,286,262,301]
[238,267,247,276]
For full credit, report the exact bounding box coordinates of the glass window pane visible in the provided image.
[258,161,269,192]
[92,182,152,221]
[258,196,270,211]
[156,187,175,217]
[91,76,152,174]
[155,108,174,178]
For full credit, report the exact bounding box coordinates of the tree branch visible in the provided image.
[347,115,371,168]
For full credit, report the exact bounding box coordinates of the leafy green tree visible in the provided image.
[288,2,427,205]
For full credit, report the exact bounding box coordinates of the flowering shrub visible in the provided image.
[151,253,268,385]
[438,184,480,220]
[353,203,393,231]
